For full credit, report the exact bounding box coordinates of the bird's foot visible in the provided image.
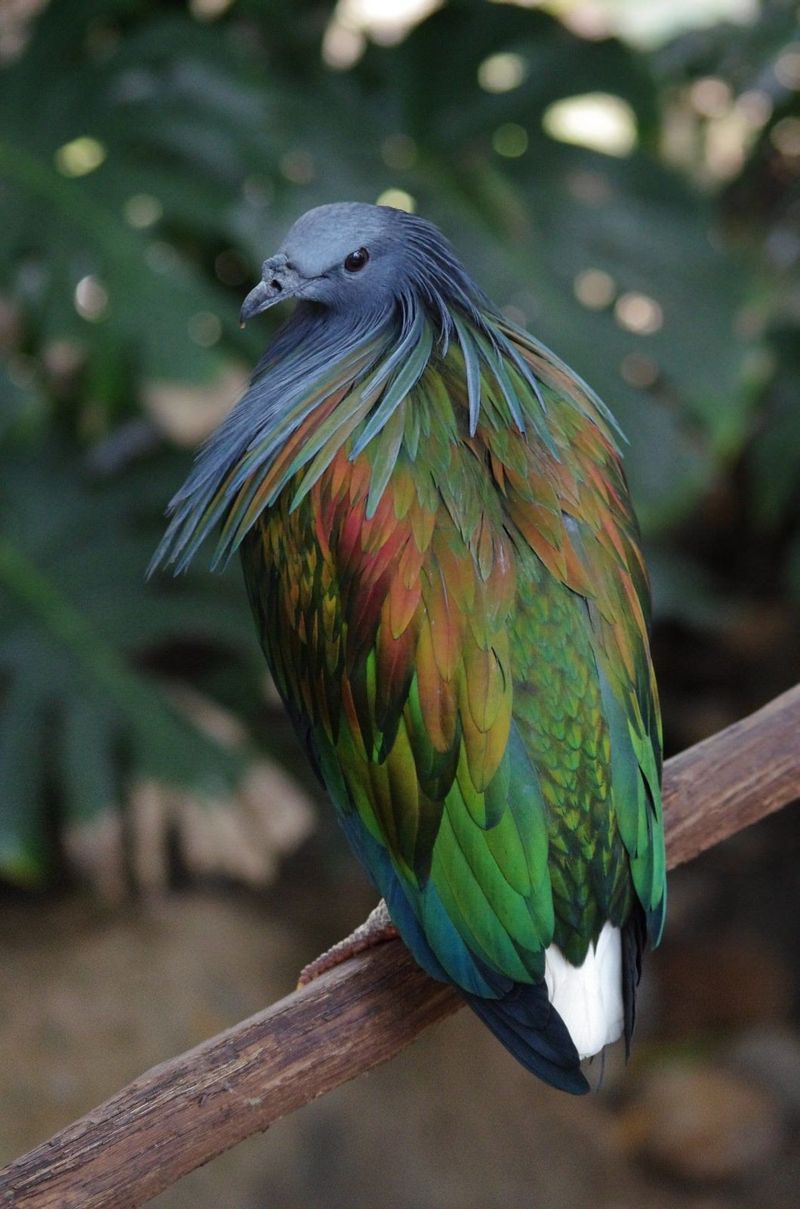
[297,899,398,987]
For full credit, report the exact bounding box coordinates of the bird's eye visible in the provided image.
[344,247,369,273]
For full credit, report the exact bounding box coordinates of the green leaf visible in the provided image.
[0,439,262,883]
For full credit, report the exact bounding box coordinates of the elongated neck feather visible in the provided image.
[149,293,622,576]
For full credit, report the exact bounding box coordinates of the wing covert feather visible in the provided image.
[242,323,665,996]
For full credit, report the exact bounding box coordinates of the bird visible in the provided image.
[151,202,666,1094]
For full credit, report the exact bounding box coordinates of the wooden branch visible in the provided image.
[3,685,799,1209]
[661,684,800,867]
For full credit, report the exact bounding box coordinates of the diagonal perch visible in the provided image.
[2,685,799,1209]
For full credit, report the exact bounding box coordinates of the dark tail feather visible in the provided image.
[621,904,647,1057]
[466,981,589,1095]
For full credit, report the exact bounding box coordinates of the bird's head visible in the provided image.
[240,202,485,330]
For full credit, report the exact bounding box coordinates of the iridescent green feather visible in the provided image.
[150,204,666,1094]
[236,307,666,993]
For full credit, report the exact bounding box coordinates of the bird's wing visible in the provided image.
[494,320,666,954]
[243,322,664,1010]
[244,383,547,999]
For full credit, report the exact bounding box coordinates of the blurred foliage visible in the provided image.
[0,438,262,880]
[0,0,798,884]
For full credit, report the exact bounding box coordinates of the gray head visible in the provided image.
[240,202,486,329]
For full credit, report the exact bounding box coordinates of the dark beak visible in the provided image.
[239,254,303,327]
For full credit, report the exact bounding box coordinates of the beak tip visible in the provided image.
[239,278,277,327]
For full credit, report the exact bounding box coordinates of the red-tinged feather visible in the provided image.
[227,397,345,546]
[488,532,516,612]
[360,488,397,555]
[348,576,391,664]
[524,461,561,513]
[552,461,582,515]
[501,462,533,503]
[562,535,595,599]
[363,522,409,586]
[528,353,578,400]
[376,616,418,732]
[340,675,367,758]
[313,501,335,563]
[607,623,637,684]
[620,572,648,642]
[426,574,464,684]
[348,458,371,502]
[488,450,507,493]
[534,502,569,556]
[297,402,375,507]
[436,531,478,602]
[387,571,422,638]
[581,447,625,503]
[416,617,459,752]
[328,447,352,502]
[598,513,633,567]
[458,664,512,793]
[464,639,509,735]
[503,465,565,554]
[474,512,494,581]
[625,530,650,584]
[507,504,567,581]
[338,497,366,571]
[398,536,425,590]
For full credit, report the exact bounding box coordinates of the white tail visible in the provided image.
[544,922,623,1059]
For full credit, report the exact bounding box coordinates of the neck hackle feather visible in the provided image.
[150,218,621,577]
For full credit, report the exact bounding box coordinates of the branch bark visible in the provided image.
[3,684,799,1209]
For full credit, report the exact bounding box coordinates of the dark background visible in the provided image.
[1,1,799,1204]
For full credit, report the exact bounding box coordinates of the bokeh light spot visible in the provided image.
[478,52,528,94]
[574,268,616,309]
[376,188,416,212]
[543,94,636,157]
[620,352,659,387]
[74,275,109,322]
[188,311,222,348]
[334,0,441,46]
[770,116,800,158]
[189,0,233,19]
[735,90,773,128]
[615,292,663,335]
[689,77,732,118]
[493,123,528,158]
[56,137,107,178]
[280,150,315,185]
[774,46,800,90]
[322,22,365,68]
[124,194,162,229]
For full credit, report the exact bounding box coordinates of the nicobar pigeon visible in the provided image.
[151,203,666,1094]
